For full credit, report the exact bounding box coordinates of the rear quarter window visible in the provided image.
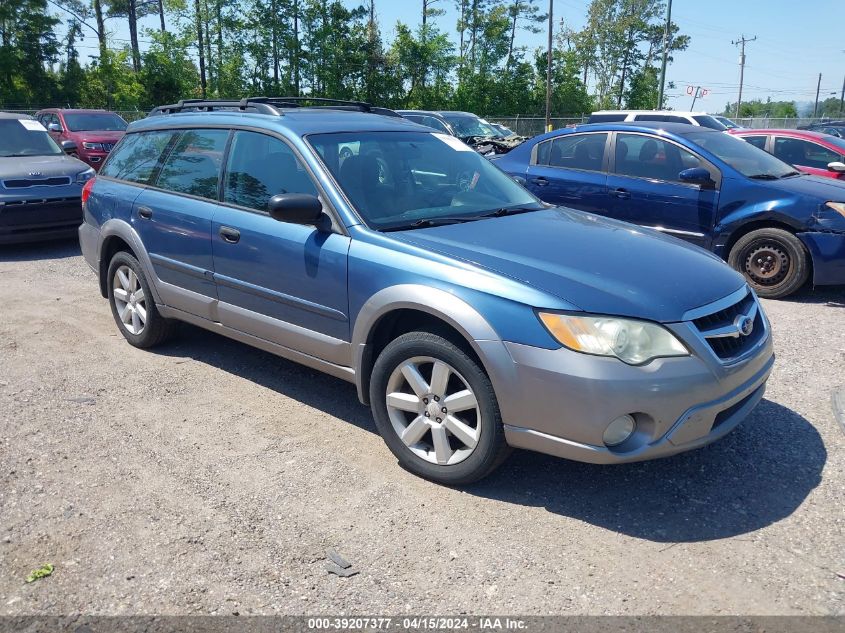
[100,131,178,184]
[588,113,627,123]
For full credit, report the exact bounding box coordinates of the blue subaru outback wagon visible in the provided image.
[79,97,774,484]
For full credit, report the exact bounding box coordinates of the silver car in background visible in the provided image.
[0,112,94,244]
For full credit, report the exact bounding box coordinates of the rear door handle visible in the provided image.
[219,226,240,244]
[137,206,153,219]
[612,188,631,199]
[531,177,549,187]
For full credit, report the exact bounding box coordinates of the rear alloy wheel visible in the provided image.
[107,251,178,348]
[728,228,809,299]
[370,332,511,485]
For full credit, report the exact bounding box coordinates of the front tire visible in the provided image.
[728,228,809,299]
[107,251,178,348]
[369,332,511,485]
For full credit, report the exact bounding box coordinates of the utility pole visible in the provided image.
[839,74,844,116]
[731,35,756,118]
[656,0,672,109]
[813,73,822,117]
[544,0,553,132]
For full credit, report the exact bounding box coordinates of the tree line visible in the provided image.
[0,0,691,115]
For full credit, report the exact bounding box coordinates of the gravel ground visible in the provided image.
[0,239,843,616]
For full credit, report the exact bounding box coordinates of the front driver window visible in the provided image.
[613,133,702,183]
[224,131,318,212]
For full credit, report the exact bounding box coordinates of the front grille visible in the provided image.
[3,176,72,188]
[692,289,765,362]
[102,142,115,152]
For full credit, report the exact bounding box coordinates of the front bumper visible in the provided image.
[489,302,774,464]
[797,231,845,286]
[0,197,83,244]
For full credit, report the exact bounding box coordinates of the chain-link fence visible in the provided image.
[485,116,588,136]
[2,109,149,122]
[4,107,843,134]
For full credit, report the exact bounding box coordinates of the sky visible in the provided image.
[68,0,845,114]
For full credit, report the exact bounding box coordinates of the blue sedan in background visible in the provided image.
[495,122,845,298]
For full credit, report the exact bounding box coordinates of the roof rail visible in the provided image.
[149,96,402,118]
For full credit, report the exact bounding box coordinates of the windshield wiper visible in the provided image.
[478,206,543,218]
[780,170,803,178]
[383,216,484,231]
[748,173,780,180]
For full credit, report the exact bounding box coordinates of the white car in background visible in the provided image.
[588,110,729,131]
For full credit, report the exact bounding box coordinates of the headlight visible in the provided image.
[82,142,104,151]
[76,167,96,184]
[537,312,689,365]
[826,202,845,219]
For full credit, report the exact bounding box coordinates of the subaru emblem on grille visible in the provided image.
[734,315,754,337]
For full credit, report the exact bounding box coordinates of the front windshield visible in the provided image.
[825,135,845,153]
[715,116,739,129]
[441,114,500,138]
[0,119,63,157]
[684,129,798,178]
[64,112,128,132]
[692,115,728,131]
[308,131,543,231]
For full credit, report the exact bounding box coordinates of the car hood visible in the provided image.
[72,130,125,143]
[759,173,845,200]
[391,208,746,323]
[0,154,90,179]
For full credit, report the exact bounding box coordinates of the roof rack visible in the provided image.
[149,96,402,118]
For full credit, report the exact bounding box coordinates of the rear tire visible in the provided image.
[370,332,511,485]
[107,251,178,348]
[728,228,809,299]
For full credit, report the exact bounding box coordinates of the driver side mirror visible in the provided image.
[60,140,77,154]
[679,167,714,186]
[268,193,324,226]
[827,161,845,173]
[48,122,63,133]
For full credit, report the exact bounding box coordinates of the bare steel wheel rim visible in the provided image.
[112,265,147,335]
[385,356,481,466]
[742,240,791,286]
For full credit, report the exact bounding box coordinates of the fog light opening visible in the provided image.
[604,414,636,447]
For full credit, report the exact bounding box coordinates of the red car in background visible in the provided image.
[34,109,128,171]
[729,128,845,180]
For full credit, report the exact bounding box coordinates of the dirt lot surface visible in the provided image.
[1,239,843,616]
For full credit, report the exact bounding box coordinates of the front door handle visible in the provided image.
[219,226,240,244]
[531,177,549,187]
[138,206,153,219]
[612,188,631,199]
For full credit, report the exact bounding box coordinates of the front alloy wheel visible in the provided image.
[385,356,481,466]
[370,331,511,485]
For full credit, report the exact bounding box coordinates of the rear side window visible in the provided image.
[588,113,627,123]
[635,114,689,124]
[223,131,317,212]
[773,137,843,170]
[100,131,177,183]
[742,136,768,150]
[535,133,607,172]
[613,133,702,182]
[154,129,229,199]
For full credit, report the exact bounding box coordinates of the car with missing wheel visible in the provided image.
[79,97,774,485]
[0,112,95,244]
[495,122,845,299]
